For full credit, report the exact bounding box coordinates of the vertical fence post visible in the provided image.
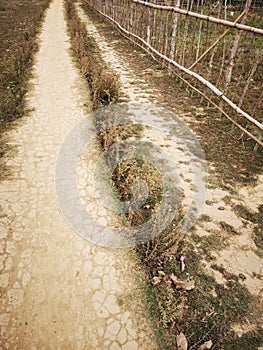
[196,0,204,61]
[170,0,181,60]
[221,0,252,98]
[147,7,151,48]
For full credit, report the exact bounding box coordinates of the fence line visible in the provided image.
[133,0,263,34]
[85,0,263,147]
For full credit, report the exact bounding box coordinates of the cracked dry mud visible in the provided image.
[1,0,263,347]
[0,0,157,348]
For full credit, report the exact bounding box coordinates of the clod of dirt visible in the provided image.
[238,273,247,280]
[170,274,195,291]
[176,332,188,350]
[218,206,225,210]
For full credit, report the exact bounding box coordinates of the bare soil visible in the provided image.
[80,3,263,349]
[0,0,157,348]
[0,0,262,349]
[0,0,50,174]
[0,0,50,128]
[82,3,263,190]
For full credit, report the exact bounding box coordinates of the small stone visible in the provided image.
[238,273,246,280]
[218,206,225,211]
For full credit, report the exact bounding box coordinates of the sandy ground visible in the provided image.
[0,0,157,348]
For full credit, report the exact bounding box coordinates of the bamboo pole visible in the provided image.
[189,10,246,70]
[163,4,169,57]
[206,0,222,89]
[195,0,204,61]
[221,0,252,104]
[158,8,164,52]
[180,0,190,66]
[217,0,227,87]
[85,0,263,133]
[132,0,263,35]
[163,63,263,147]
[238,48,263,108]
[170,0,180,59]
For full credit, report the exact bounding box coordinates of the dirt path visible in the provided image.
[78,5,263,300]
[0,0,157,348]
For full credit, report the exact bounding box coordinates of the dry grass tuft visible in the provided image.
[65,0,120,108]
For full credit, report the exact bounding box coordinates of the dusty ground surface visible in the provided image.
[78,2,263,300]
[0,0,158,348]
[78,3,263,348]
[0,0,262,348]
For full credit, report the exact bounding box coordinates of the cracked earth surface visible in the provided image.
[0,0,157,348]
[1,0,263,347]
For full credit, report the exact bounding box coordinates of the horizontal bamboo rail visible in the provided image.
[85,0,263,147]
[133,0,263,35]
[86,0,263,133]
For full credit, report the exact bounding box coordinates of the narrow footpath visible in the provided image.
[78,4,263,299]
[0,0,157,348]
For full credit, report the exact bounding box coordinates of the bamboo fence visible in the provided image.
[85,0,263,147]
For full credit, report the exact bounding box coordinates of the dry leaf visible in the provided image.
[171,274,195,291]
[151,276,162,285]
[198,340,213,349]
[176,332,188,350]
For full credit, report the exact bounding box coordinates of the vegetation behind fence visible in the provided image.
[85,0,263,148]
